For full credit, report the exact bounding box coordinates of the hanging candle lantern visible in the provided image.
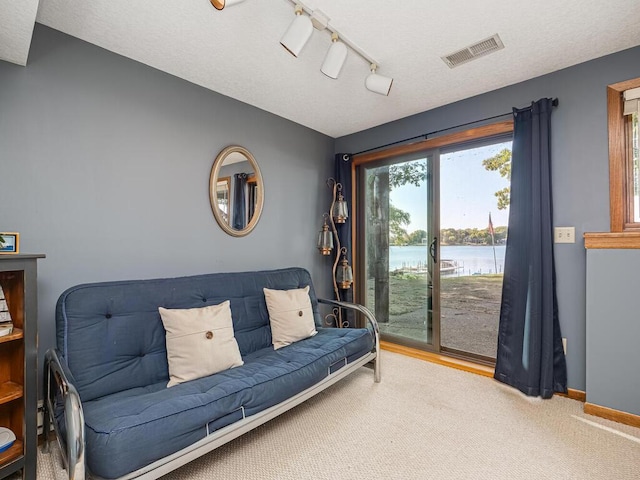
[317,214,333,255]
[336,249,353,289]
[332,185,348,224]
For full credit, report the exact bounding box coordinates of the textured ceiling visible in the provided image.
[0,0,39,65]
[5,1,640,137]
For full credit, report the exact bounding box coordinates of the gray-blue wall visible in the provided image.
[0,25,334,379]
[336,45,640,391]
[586,249,640,415]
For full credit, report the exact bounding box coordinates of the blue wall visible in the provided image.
[586,249,640,415]
[0,25,334,377]
[337,45,640,391]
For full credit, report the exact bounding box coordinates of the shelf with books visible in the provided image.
[0,441,23,467]
[0,255,44,480]
[0,330,22,346]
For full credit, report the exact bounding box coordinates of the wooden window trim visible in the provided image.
[584,231,640,249]
[607,77,640,232]
[585,78,640,249]
[352,121,514,166]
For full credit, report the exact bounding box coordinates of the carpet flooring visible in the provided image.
[37,351,640,479]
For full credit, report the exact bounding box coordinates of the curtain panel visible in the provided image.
[232,173,248,230]
[334,153,356,326]
[494,98,567,398]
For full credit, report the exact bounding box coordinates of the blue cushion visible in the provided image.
[56,268,322,402]
[81,328,373,479]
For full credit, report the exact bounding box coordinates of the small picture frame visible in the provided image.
[0,233,19,254]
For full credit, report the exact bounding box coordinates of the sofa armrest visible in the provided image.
[43,348,86,480]
[317,298,381,383]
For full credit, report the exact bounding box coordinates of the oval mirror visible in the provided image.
[209,145,264,237]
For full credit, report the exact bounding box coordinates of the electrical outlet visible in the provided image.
[562,337,567,355]
[554,227,575,244]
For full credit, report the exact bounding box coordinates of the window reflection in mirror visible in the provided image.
[216,177,230,224]
[248,176,258,222]
[219,161,255,229]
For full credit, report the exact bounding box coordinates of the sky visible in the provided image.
[390,141,512,232]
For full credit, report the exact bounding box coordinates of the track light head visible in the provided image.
[209,0,245,10]
[321,33,348,79]
[280,5,314,57]
[365,63,393,96]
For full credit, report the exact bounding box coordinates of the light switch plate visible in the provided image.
[554,227,575,243]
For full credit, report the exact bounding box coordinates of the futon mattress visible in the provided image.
[81,327,373,479]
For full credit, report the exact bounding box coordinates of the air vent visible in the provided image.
[442,34,504,68]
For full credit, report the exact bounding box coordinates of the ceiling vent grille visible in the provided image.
[442,34,504,68]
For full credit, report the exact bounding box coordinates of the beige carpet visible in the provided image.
[38,351,640,479]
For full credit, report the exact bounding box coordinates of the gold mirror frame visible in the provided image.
[209,145,264,237]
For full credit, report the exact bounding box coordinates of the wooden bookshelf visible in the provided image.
[0,383,23,405]
[0,255,44,480]
[0,330,23,345]
[0,441,23,466]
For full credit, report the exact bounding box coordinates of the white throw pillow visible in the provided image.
[159,301,243,388]
[263,286,317,350]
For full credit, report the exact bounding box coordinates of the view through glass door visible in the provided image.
[439,140,512,361]
[359,153,437,349]
[358,136,512,362]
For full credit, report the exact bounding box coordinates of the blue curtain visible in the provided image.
[335,154,356,325]
[494,98,567,398]
[335,153,353,268]
[232,173,248,230]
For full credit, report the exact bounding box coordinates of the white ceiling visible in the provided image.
[3,1,640,137]
[0,0,39,65]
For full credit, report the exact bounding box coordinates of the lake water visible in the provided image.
[390,245,506,276]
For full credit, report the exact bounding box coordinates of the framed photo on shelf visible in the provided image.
[0,232,19,254]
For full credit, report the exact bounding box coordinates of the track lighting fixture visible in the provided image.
[321,33,348,79]
[280,5,314,58]
[209,0,245,10]
[365,64,393,96]
[211,0,392,92]
[220,0,388,94]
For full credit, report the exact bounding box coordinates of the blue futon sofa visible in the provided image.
[43,267,380,479]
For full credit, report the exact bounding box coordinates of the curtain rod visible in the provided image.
[353,98,559,156]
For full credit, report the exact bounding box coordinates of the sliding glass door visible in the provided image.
[356,132,512,362]
[357,152,438,349]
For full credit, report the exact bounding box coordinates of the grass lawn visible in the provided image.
[368,273,502,358]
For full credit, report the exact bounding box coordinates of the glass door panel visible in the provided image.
[438,140,512,360]
[359,153,436,348]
